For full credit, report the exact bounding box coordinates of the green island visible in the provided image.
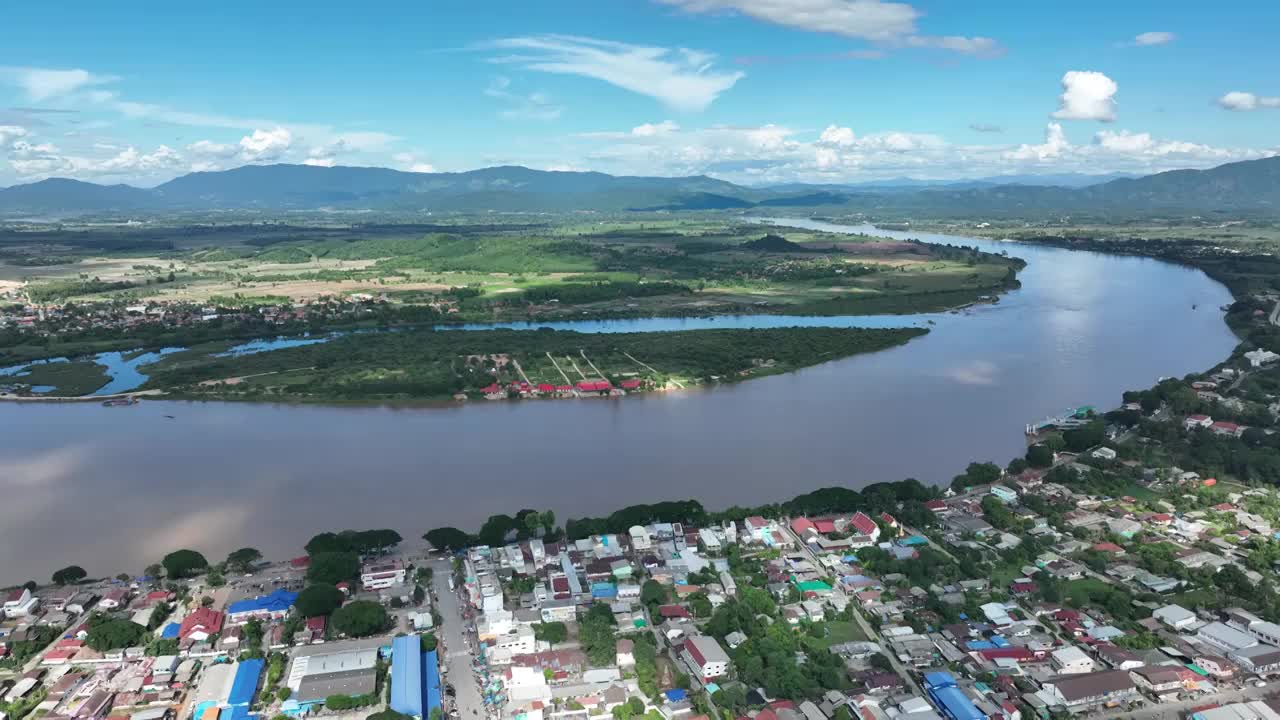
[139,326,926,402]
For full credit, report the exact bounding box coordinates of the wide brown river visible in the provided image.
[0,221,1238,582]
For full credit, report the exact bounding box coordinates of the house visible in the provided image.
[616,639,635,668]
[97,588,128,610]
[1095,645,1144,671]
[1091,447,1117,461]
[1130,665,1184,697]
[226,588,298,624]
[1194,655,1236,680]
[1211,421,1245,438]
[3,589,39,619]
[681,635,730,682]
[1184,415,1213,431]
[1042,670,1138,709]
[1051,646,1095,674]
[1245,349,1280,368]
[990,486,1018,504]
[179,608,224,641]
[1153,604,1197,631]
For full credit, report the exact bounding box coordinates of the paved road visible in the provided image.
[431,559,490,720]
[1092,685,1275,720]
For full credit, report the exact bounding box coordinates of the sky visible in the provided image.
[1,0,1278,187]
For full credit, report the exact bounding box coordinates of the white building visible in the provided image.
[629,526,652,551]
[1153,604,1197,631]
[1051,646,1096,674]
[360,561,406,591]
[681,635,730,682]
[3,588,39,618]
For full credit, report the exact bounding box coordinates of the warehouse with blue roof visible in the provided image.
[227,659,265,707]
[227,588,298,624]
[924,672,986,720]
[390,635,442,719]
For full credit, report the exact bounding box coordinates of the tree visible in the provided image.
[524,512,543,536]
[296,584,346,618]
[331,600,388,637]
[226,548,263,573]
[541,510,556,532]
[207,567,226,587]
[51,565,87,585]
[640,580,668,607]
[307,551,360,586]
[115,573,130,583]
[145,563,163,581]
[86,616,147,651]
[421,634,438,652]
[423,527,472,551]
[579,603,618,666]
[367,711,414,720]
[533,622,568,645]
[162,549,209,579]
[277,687,292,701]
[869,653,893,672]
[1026,443,1054,468]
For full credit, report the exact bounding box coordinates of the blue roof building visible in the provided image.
[924,672,986,720]
[161,622,180,639]
[391,636,424,717]
[227,659,265,707]
[227,588,298,622]
[390,636,442,719]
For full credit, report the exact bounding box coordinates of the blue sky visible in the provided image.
[1,0,1277,186]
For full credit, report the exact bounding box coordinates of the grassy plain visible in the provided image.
[0,217,1021,318]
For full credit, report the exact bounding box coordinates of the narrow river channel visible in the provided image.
[0,220,1239,581]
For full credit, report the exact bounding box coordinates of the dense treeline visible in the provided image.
[519,281,691,305]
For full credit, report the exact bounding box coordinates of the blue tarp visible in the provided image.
[664,689,687,702]
[391,635,424,717]
[591,583,618,599]
[161,622,180,639]
[990,636,1010,648]
[227,588,297,617]
[966,641,995,651]
[227,659,264,706]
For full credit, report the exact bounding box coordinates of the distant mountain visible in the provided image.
[0,157,1277,216]
[763,172,1136,193]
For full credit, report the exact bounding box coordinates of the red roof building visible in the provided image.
[179,608,224,641]
[575,380,612,393]
[659,605,691,618]
[290,556,310,568]
[790,518,816,535]
[924,500,947,512]
[620,379,642,390]
[537,384,555,393]
[814,520,837,534]
[850,512,878,537]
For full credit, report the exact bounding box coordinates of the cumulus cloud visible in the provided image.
[632,120,681,136]
[655,0,1001,56]
[186,140,238,158]
[302,157,337,167]
[1005,123,1069,161]
[487,34,744,112]
[1052,71,1118,122]
[818,125,856,147]
[0,125,30,147]
[1218,91,1280,111]
[393,152,437,173]
[1132,31,1176,46]
[238,127,293,161]
[9,142,184,178]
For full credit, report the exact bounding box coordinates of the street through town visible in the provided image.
[431,559,490,720]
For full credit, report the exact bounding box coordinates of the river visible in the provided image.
[0,220,1239,582]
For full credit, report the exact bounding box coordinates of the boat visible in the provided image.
[102,396,138,407]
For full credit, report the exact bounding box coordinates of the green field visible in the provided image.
[140,325,928,402]
[814,620,868,648]
[0,359,108,396]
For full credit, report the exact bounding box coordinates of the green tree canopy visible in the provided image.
[51,565,87,585]
[307,551,360,586]
[86,616,147,651]
[296,584,346,618]
[162,549,209,579]
[423,527,472,551]
[533,622,568,645]
[226,548,263,573]
[331,600,388,637]
[306,530,403,556]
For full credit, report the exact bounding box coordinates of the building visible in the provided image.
[1042,670,1137,710]
[3,589,38,618]
[1230,645,1280,676]
[989,486,1018,504]
[1050,646,1095,674]
[180,608,225,642]
[361,561,406,591]
[1191,701,1280,720]
[681,635,730,682]
[1153,604,1198,631]
[923,672,985,720]
[226,588,298,624]
[1198,622,1259,653]
[286,638,383,711]
[629,526,652,551]
[391,635,443,719]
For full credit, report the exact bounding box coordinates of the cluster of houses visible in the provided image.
[477,378,647,401]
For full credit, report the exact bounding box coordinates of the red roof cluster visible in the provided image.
[576,380,612,392]
[620,379,642,390]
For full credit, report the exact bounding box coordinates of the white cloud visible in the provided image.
[818,125,856,147]
[0,125,30,147]
[393,152,437,173]
[0,67,117,101]
[238,127,293,161]
[1218,91,1280,111]
[1051,71,1118,122]
[632,120,680,136]
[186,140,238,158]
[302,157,337,167]
[1132,31,1175,46]
[1005,123,1069,160]
[654,0,1001,55]
[487,34,744,112]
[483,76,564,120]
[409,163,436,173]
[9,142,184,179]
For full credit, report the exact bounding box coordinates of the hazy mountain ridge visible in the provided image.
[1,157,1278,215]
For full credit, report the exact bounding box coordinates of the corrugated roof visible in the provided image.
[390,636,424,718]
[227,659,264,706]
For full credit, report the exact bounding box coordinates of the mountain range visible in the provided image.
[1,156,1277,216]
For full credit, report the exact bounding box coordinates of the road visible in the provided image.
[1092,685,1276,720]
[430,559,490,720]
[782,523,920,694]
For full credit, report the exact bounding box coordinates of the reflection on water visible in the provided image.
[0,221,1241,582]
